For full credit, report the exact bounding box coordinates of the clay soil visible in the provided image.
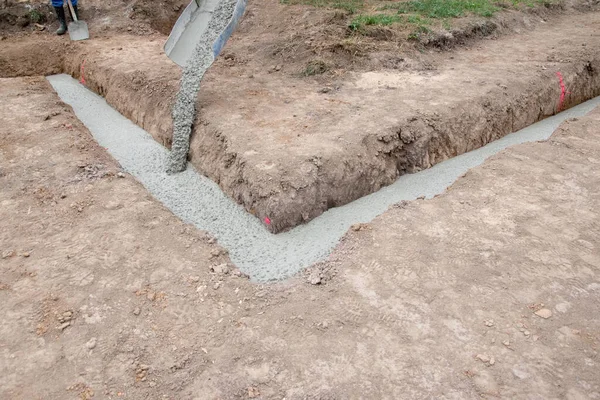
[1,0,600,398]
[1,0,600,233]
[2,75,600,399]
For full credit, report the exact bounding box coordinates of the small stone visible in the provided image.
[484,319,494,327]
[147,292,156,301]
[127,26,132,31]
[211,264,230,275]
[523,330,531,337]
[350,223,362,232]
[318,87,331,94]
[231,268,249,279]
[213,282,221,290]
[502,340,510,347]
[534,308,552,319]
[133,307,141,316]
[308,273,321,285]
[116,172,125,178]
[21,252,30,258]
[60,192,67,199]
[489,357,495,366]
[1,250,15,259]
[248,386,260,398]
[476,354,491,363]
[275,65,282,71]
[190,276,200,283]
[58,321,71,330]
[86,337,97,349]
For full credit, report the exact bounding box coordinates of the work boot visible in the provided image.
[54,6,67,35]
[68,5,79,21]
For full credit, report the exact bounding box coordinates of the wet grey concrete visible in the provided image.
[47,74,600,282]
[167,0,239,173]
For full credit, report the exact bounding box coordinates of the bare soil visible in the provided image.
[1,2,600,397]
[1,0,599,232]
[0,0,188,37]
[4,6,600,233]
[2,76,599,399]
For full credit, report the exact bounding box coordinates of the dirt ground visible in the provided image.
[1,0,600,398]
[2,0,600,233]
[1,75,599,399]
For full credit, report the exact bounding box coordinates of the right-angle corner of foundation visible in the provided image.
[2,0,600,397]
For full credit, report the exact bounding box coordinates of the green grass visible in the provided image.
[349,13,402,30]
[381,0,499,18]
[280,0,364,13]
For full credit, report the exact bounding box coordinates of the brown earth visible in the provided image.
[1,3,600,397]
[2,76,599,399]
[0,0,187,37]
[4,5,600,232]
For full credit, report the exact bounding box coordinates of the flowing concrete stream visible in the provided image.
[47,74,600,282]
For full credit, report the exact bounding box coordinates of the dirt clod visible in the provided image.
[85,337,97,349]
[2,250,15,259]
[211,263,230,275]
[534,308,553,319]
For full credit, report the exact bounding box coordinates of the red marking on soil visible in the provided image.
[264,217,271,225]
[556,72,566,111]
[80,60,86,85]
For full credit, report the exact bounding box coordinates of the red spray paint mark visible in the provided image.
[264,217,271,225]
[80,60,86,85]
[556,72,566,111]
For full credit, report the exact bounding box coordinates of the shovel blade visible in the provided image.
[68,21,89,41]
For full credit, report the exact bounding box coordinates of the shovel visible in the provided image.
[66,0,89,41]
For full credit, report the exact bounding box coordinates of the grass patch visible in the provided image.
[349,13,402,30]
[281,0,364,13]
[407,24,431,40]
[28,9,46,24]
[382,0,499,18]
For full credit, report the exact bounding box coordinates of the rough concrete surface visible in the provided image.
[2,76,599,399]
[48,73,600,281]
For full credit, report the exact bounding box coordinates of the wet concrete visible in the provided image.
[47,73,600,281]
[167,0,238,173]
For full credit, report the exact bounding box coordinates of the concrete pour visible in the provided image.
[47,74,600,281]
[167,0,238,174]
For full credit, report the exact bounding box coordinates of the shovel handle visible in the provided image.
[65,0,78,22]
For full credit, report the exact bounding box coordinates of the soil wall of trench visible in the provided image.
[2,38,600,233]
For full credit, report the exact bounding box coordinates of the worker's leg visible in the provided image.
[52,0,67,35]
